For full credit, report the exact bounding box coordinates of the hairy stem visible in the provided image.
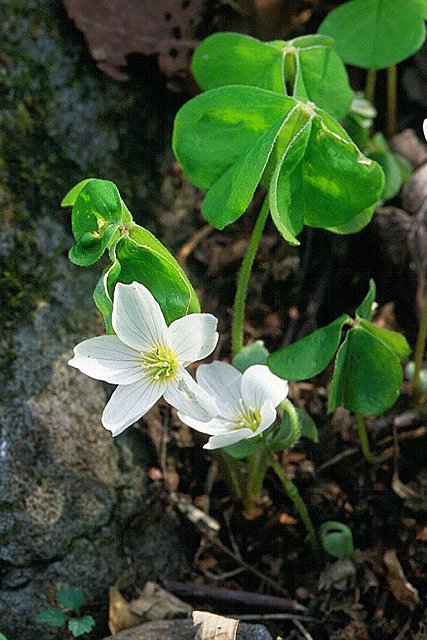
[412,290,427,401]
[365,68,377,104]
[356,414,384,464]
[213,451,245,501]
[243,445,269,514]
[268,452,320,557]
[386,64,397,138]
[232,196,270,358]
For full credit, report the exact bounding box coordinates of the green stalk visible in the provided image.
[242,445,269,514]
[232,196,270,358]
[268,451,320,557]
[386,64,397,138]
[412,291,427,401]
[355,414,384,464]
[365,68,377,104]
[213,451,246,501]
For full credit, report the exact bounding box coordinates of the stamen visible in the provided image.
[140,345,178,383]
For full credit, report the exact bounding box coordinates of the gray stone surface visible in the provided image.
[102,619,273,640]
[0,3,194,639]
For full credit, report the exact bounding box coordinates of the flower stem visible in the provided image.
[355,414,384,464]
[268,451,320,557]
[386,64,397,138]
[232,196,270,358]
[412,290,427,402]
[365,68,377,104]
[213,451,245,501]
[243,445,269,514]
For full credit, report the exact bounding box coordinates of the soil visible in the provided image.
[1,1,426,640]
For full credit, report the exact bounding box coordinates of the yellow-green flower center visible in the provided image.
[140,345,178,383]
[234,404,261,432]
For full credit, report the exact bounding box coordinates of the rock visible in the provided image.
[101,619,273,640]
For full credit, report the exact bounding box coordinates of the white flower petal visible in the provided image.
[196,361,243,415]
[164,368,218,421]
[423,119,427,142]
[112,281,168,351]
[177,414,229,436]
[102,378,164,436]
[204,428,254,450]
[241,365,288,410]
[168,313,218,365]
[251,400,277,437]
[69,336,142,384]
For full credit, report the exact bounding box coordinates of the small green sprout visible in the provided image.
[36,588,95,638]
[319,522,354,559]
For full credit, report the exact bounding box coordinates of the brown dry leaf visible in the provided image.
[318,559,356,592]
[130,581,192,620]
[108,587,141,634]
[193,611,239,640]
[416,526,427,542]
[383,549,420,610]
[62,0,203,84]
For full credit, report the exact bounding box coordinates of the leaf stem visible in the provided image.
[412,290,427,402]
[365,68,377,104]
[355,414,384,464]
[268,451,320,557]
[386,64,397,138]
[232,196,270,358]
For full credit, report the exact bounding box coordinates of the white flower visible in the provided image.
[178,362,288,450]
[69,281,219,436]
[423,118,427,142]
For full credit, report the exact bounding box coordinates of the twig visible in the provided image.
[176,224,213,266]
[293,618,315,640]
[316,447,358,472]
[161,579,307,612]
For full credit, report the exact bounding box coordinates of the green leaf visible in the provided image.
[324,207,374,236]
[319,521,354,559]
[269,105,313,245]
[61,179,94,207]
[268,314,349,381]
[173,85,296,229]
[318,0,426,69]
[192,32,354,119]
[57,588,85,612]
[294,109,384,229]
[173,86,385,238]
[224,437,263,459]
[192,32,285,93]
[68,616,95,637]
[232,340,269,373]
[290,34,354,118]
[35,608,66,627]
[367,133,410,201]
[65,179,124,267]
[64,180,200,329]
[0,633,8,640]
[328,327,403,415]
[358,319,411,361]
[356,279,376,320]
[94,229,200,330]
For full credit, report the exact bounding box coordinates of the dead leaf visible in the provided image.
[383,549,420,609]
[130,581,192,620]
[62,0,204,85]
[108,587,141,634]
[416,526,427,542]
[193,611,239,640]
[318,559,356,592]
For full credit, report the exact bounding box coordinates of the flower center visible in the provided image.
[140,345,178,383]
[234,402,261,432]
